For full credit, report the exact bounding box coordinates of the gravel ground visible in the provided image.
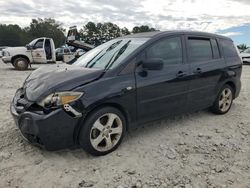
[0,60,250,188]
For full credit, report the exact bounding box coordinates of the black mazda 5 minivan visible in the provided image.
[11,31,242,155]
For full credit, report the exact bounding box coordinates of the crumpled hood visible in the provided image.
[23,64,103,101]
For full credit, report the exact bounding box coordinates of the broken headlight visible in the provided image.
[38,91,83,107]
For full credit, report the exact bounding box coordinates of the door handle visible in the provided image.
[176,71,186,78]
[193,68,202,74]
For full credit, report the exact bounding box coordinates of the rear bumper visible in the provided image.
[11,95,81,150]
[2,56,11,63]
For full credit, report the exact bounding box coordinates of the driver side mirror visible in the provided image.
[26,44,32,50]
[142,58,164,70]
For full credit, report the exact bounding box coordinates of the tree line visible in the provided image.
[237,44,248,51]
[1,18,247,50]
[0,18,156,48]
[0,18,65,48]
[79,22,156,46]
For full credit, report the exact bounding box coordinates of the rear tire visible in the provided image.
[210,84,234,114]
[13,57,29,70]
[78,107,126,156]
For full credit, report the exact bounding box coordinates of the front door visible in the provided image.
[31,38,47,63]
[136,35,191,124]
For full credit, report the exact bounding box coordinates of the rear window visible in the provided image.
[221,39,238,58]
[188,37,213,62]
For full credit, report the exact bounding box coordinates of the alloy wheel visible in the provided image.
[219,88,233,112]
[90,113,123,152]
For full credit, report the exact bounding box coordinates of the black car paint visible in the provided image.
[23,64,104,101]
[11,31,242,150]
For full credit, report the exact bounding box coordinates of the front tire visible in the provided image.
[13,57,29,70]
[78,107,126,156]
[210,84,234,114]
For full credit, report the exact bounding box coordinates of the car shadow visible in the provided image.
[17,103,238,161]
[39,109,217,159]
[5,67,37,71]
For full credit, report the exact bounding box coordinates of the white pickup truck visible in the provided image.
[2,37,56,70]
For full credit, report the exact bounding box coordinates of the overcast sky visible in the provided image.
[0,0,250,44]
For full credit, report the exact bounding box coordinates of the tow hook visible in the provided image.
[63,104,82,118]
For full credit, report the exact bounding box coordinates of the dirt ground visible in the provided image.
[0,60,249,188]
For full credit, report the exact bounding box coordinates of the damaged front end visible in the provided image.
[10,88,83,150]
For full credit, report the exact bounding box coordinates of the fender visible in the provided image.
[11,54,31,64]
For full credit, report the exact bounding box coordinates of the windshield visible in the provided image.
[29,39,38,46]
[73,38,148,69]
[243,48,250,53]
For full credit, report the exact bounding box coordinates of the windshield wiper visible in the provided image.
[85,40,122,68]
[84,50,103,68]
[104,40,131,70]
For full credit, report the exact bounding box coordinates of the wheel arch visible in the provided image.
[74,102,131,144]
[224,81,236,98]
[11,55,31,64]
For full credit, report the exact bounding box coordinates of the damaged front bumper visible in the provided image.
[10,89,83,150]
[2,56,11,64]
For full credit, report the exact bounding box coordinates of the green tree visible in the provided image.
[28,18,65,47]
[237,44,248,51]
[0,24,31,46]
[132,25,156,34]
[80,22,126,45]
[121,27,130,36]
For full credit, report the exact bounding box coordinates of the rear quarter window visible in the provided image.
[221,39,238,58]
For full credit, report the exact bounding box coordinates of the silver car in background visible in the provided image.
[240,48,250,64]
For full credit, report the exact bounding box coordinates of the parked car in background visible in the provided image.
[11,31,242,156]
[240,48,250,64]
[2,38,56,70]
[0,46,8,57]
[55,46,74,61]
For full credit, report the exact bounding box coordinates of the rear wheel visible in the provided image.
[78,107,126,156]
[13,57,29,70]
[211,84,234,114]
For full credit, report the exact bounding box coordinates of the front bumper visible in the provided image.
[11,90,82,150]
[2,56,11,63]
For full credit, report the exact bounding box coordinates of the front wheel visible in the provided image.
[210,84,234,114]
[78,107,126,156]
[13,57,29,70]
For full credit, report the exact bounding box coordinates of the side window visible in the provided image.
[146,37,182,65]
[34,39,44,49]
[211,39,220,59]
[188,37,213,62]
[221,39,238,58]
